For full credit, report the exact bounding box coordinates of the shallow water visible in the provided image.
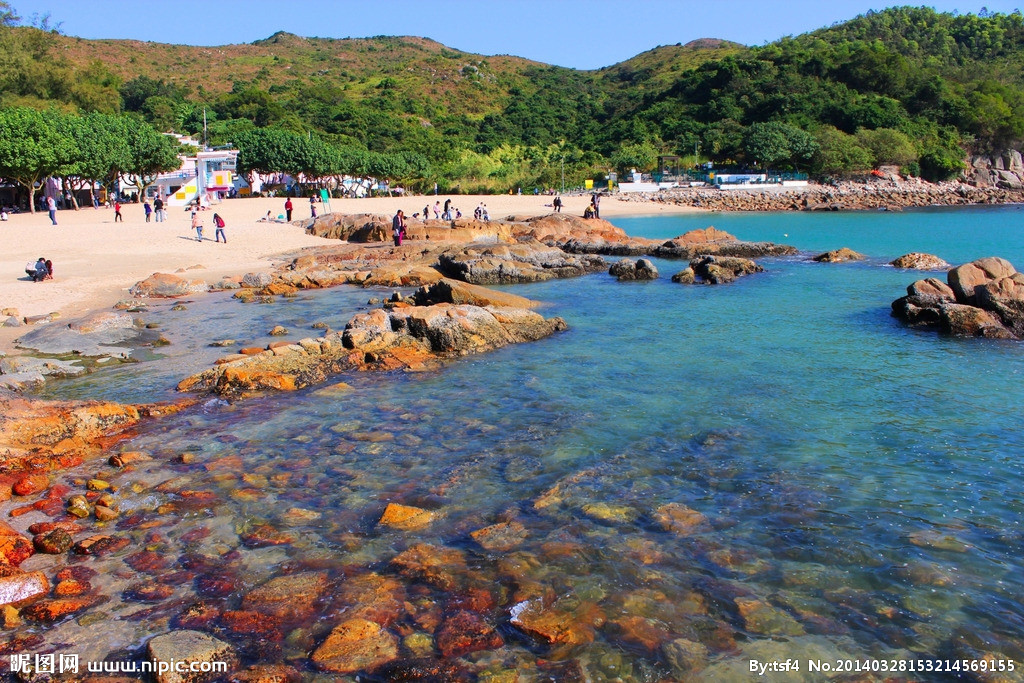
[23,206,1024,680]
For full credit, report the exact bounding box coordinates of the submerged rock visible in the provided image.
[673,255,764,285]
[146,630,238,683]
[378,502,435,531]
[311,618,399,674]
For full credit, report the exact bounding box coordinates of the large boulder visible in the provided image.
[130,273,209,298]
[947,257,1017,304]
[437,241,605,284]
[609,258,658,281]
[306,213,390,242]
[892,257,1024,339]
[146,630,238,683]
[413,278,538,309]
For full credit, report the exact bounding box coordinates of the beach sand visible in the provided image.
[0,194,699,353]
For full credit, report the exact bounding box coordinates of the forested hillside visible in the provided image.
[1,4,1023,191]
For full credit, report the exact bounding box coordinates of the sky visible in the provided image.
[13,0,1024,69]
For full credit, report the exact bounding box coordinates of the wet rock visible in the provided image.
[437,240,605,284]
[735,597,805,636]
[0,522,34,566]
[12,474,49,496]
[0,571,49,607]
[240,571,329,621]
[510,595,604,648]
[53,578,91,596]
[581,503,638,524]
[109,451,152,467]
[654,502,707,535]
[72,534,131,556]
[675,255,764,284]
[891,252,951,270]
[436,610,504,658]
[609,258,658,281]
[172,601,222,630]
[391,543,468,591]
[813,247,866,262]
[125,550,170,574]
[125,582,175,602]
[22,594,107,623]
[146,629,238,683]
[662,637,709,675]
[311,618,399,674]
[609,615,671,652]
[32,529,72,554]
[27,521,82,535]
[220,610,284,640]
[907,529,971,552]
[238,524,294,548]
[470,521,528,552]
[336,572,405,625]
[269,325,288,336]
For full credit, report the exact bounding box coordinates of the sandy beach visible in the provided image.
[0,194,699,353]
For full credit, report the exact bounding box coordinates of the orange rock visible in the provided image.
[611,615,670,652]
[72,534,131,556]
[470,521,528,552]
[54,579,91,597]
[654,503,706,535]
[435,610,504,658]
[510,596,603,648]
[337,572,405,625]
[311,618,399,674]
[241,572,329,621]
[221,610,284,639]
[390,543,468,591]
[0,522,34,566]
[21,594,107,623]
[378,503,434,531]
[12,474,49,496]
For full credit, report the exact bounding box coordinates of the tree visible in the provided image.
[855,127,917,167]
[610,141,658,175]
[811,126,873,176]
[0,107,73,212]
[121,117,181,200]
[742,121,819,169]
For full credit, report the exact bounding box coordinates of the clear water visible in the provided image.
[27,206,1024,679]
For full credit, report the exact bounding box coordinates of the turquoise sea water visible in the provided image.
[32,206,1024,680]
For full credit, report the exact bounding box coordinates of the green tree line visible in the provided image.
[2,5,1024,187]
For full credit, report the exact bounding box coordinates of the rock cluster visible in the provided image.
[672,256,764,284]
[890,253,951,270]
[617,179,1024,212]
[892,256,1024,338]
[812,248,865,263]
[609,259,658,281]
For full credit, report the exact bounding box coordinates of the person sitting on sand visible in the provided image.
[44,259,53,280]
[26,257,47,282]
[257,211,272,222]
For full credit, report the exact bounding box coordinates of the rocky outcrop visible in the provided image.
[671,255,764,284]
[617,179,1024,212]
[651,230,796,259]
[0,392,193,472]
[306,213,391,242]
[892,256,1024,338]
[413,278,538,309]
[179,302,567,395]
[813,248,865,263]
[891,253,951,270]
[437,240,605,284]
[609,259,658,281]
[967,150,1024,189]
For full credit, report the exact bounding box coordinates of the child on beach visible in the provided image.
[192,211,203,242]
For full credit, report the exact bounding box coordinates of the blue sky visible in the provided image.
[14,0,1024,69]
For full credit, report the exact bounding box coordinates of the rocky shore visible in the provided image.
[617,178,1024,212]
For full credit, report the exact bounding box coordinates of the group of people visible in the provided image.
[418,199,465,221]
[24,257,53,282]
[142,197,167,222]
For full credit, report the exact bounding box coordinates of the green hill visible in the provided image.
[2,6,1024,189]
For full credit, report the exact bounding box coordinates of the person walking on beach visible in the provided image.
[553,195,562,213]
[114,200,123,222]
[192,210,203,241]
[310,196,317,219]
[433,201,441,219]
[154,196,164,222]
[284,197,293,222]
[213,213,226,243]
[392,209,406,247]
[144,200,152,223]
[46,195,57,225]
[592,192,600,219]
